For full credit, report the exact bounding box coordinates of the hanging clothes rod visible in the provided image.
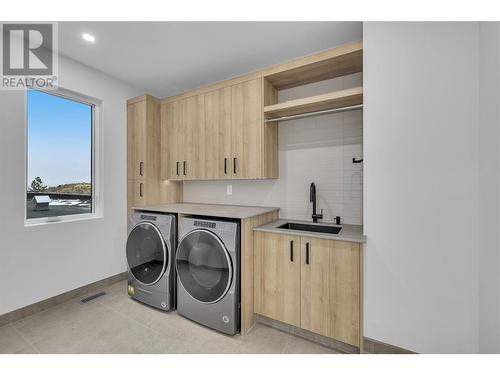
[265,104,363,123]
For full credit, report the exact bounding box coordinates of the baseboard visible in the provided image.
[0,272,127,327]
[255,314,360,354]
[363,337,416,354]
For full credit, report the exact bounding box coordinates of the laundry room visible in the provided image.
[1,3,500,375]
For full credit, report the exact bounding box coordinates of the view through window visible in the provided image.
[26,90,94,220]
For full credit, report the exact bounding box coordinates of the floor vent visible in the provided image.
[80,292,106,304]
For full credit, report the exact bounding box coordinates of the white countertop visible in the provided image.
[254,218,366,243]
[132,202,280,220]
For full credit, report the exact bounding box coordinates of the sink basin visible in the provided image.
[278,222,342,235]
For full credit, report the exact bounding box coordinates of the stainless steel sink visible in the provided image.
[277,222,342,235]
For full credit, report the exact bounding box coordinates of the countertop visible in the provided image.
[132,203,280,220]
[254,218,366,243]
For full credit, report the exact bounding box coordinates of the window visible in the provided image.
[26,89,100,223]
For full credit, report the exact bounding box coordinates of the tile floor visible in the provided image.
[0,280,338,354]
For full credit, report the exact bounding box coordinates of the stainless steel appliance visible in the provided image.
[126,211,176,311]
[176,217,240,335]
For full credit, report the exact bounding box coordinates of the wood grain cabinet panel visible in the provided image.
[156,41,363,181]
[231,78,263,179]
[161,100,182,180]
[328,240,361,346]
[300,237,332,337]
[127,95,182,223]
[254,231,301,327]
[128,179,146,205]
[181,95,205,180]
[127,100,147,180]
[300,237,360,347]
[204,87,232,179]
[253,231,362,348]
[159,78,277,181]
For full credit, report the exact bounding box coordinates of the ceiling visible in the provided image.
[58,22,362,98]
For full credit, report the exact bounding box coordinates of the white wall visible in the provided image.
[363,22,480,353]
[0,55,142,314]
[478,22,500,354]
[183,74,364,225]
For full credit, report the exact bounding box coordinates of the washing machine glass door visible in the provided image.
[176,229,232,303]
[126,222,167,285]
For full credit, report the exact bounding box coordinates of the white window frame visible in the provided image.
[24,87,103,226]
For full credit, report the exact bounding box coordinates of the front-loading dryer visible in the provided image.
[126,211,176,311]
[176,217,240,335]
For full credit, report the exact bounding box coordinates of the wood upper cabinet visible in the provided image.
[127,95,182,222]
[127,99,147,180]
[127,96,160,218]
[254,231,362,348]
[161,94,205,180]
[155,41,364,181]
[127,96,161,185]
[301,237,361,347]
[231,78,263,179]
[161,100,182,180]
[204,87,232,179]
[181,95,205,180]
[160,77,278,181]
[254,231,301,326]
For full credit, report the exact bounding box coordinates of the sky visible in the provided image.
[27,90,92,188]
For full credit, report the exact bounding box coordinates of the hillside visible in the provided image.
[47,183,92,194]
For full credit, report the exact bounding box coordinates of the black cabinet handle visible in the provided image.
[224,158,228,174]
[183,161,187,175]
[139,162,144,176]
[233,157,237,174]
[176,161,180,176]
[290,241,294,262]
[139,183,144,198]
[306,242,310,265]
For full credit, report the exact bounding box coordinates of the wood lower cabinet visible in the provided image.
[301,237,360,346]
[254,231,362,348]
[254,232,301,326]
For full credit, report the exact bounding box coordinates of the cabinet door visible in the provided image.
[219,87,233,178]
[127,180,146,218]
[127,100,147,180]
[300,237,360,346]
[182,95,205,179]
[161,101,182,179]
[254,231,301,326]
[204,87,232,179]
[231,78,263,179]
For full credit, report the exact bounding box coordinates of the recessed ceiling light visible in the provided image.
[82,33,95,43]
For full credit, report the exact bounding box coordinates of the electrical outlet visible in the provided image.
[226,185,233,195]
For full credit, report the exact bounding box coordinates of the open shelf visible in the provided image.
[263,86,363,121]
[264,43,363,90]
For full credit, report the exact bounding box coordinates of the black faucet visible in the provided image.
[310,182,323,223]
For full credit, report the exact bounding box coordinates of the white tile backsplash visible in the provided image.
[182,74,363,225]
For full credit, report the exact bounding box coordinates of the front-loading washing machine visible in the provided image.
[176,217,240,335]
[126,211,176,311]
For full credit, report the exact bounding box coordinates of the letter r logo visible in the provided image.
[2,23,53,75]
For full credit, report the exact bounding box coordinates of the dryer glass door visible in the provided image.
[176,229,232,303]
[126,222,167,285]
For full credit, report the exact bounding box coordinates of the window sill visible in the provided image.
[24,213,103,227]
